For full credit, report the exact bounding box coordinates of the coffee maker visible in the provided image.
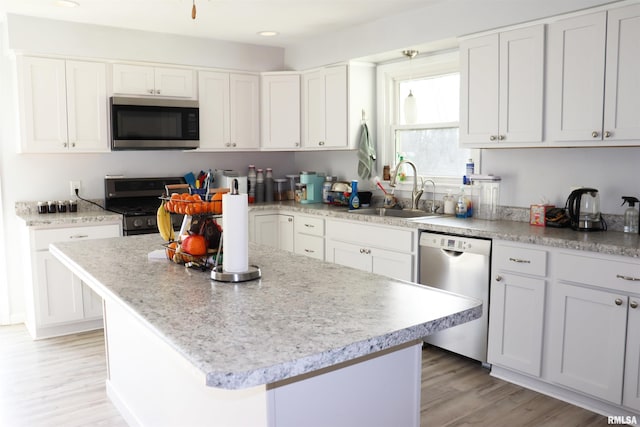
[565,188,606,231]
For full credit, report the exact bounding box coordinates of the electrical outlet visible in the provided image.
[70,180,81,197]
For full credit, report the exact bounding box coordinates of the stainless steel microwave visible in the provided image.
[110,96,199,150]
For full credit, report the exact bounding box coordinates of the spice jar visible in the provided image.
[47,201,57,214]
[37,201,47,214]
[69,200,78,212]
[57,200,67,213]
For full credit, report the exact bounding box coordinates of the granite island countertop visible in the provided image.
[50,233,482,390]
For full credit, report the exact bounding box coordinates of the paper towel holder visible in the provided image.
[210,232,262,282]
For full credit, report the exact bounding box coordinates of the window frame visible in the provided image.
[375,49,480,191]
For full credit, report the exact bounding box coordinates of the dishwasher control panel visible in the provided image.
[419,232,491,255]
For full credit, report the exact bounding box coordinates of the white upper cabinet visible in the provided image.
[547,12,607,143]
[112,64,196,98]
[548,4,640,144]
[460,25,544,147]
[260,73,301,150]
[198,71,259,151]
[17,56,109,153]
[603,4,640,142]
[301,63,374,150]
[302,65,348,149]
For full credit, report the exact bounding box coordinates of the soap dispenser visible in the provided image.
[621,196,639,233]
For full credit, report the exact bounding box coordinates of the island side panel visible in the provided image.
[267,342,422,427]
[103,299,270,427]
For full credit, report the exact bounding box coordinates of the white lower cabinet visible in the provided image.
[294,215,324,260]
[488,241,547,377]
[490,243,640,416]
[251,213,294,252]
[325,219,415,282]
[23,222,122,339]
[549,282,627,403]
[549,251,640,411]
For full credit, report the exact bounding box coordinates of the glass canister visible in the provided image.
[322,176,334,204]
[286,174,299,200]
[274,178,288,201]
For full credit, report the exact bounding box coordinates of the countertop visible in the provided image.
[18,200,640,258]
[250,202,640,258]
[50,234,482,390]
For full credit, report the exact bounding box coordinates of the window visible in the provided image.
[377,50,479,186]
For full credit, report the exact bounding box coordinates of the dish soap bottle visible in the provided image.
[349,180,360,210]
[621,196,639,233]
[456,187,473,218]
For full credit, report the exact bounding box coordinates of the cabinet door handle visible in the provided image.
[508,257,531,264]
[604,131,612,138]
[156,89,161,95]
[288,218,293,223]
[592,131,600,138]
[318,141,325,146]
[616,274,640,282]
[148,89,154,94]
[489,135,497,141]
[359,248,371,255]
[70,234,89,239]
[63,142,68,148]
[495,275,503,282]
[295,142,300,147]
[498,135,505,141]
[631,301,638,309]
[615,298,623,306]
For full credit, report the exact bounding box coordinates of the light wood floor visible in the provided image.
[0,324,605,427]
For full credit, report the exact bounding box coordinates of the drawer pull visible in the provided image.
[304,224,315,228]
[304,249,315,253]
[508,257,531,264]
[616,274,640,282]
[631,301,638,309]
[70,234,89,239]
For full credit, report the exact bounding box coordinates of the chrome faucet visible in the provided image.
[423,179,438,213]
[389,159,423,210]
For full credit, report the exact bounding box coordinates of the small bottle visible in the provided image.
[465,158,475,178]
[265,168,274,203]
[47,201,57,214]
[398,156,406,182]
[456,187,472,218]
[443,191,455,215]
[349,180,360,210]
[322,176,334,204]
[37,201,47,214]
[247,165,256,204]
[383,165,391,181]
[256,168,265,203]
[621,197,640,233]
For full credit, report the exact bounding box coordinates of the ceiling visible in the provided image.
[0,0,439,48]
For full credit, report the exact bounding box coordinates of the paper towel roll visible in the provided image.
[222,192,249,273]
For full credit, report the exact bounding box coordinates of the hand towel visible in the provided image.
[357,123,376,180]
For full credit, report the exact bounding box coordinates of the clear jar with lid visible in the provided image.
[322,176,334,204]
[286,174,299,200]
[274,178,288,201]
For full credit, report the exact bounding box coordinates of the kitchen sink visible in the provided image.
[348,207,439,219]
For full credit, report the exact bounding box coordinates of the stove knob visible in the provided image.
[133,218,144,228]
[147,218,156,227]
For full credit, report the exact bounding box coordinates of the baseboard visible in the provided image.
[491,365,639,419]
[106,380,142,427]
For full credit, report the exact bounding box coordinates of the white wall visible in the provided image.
[481,147,640,213]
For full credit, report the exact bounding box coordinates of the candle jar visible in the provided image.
[69,200,78,212]
[47,201,57,214]
[57,200,67,213]
[37,201,48,214]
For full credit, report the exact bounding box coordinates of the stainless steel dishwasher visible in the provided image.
[419,232,491,364]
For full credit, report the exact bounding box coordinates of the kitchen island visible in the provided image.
[50,234,481,427]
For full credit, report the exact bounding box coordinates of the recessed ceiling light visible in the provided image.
[258,31,279,37]
[55,0,80,7]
